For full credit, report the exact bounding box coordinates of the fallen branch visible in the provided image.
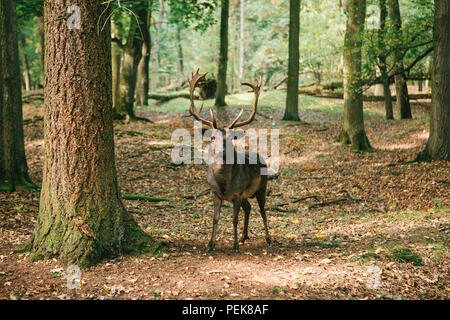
[122,194,171,202]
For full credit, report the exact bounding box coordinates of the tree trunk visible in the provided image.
[150,0,164,92]
[21,52,31,92]
[283,0,300,121]
[214,0,229,107]
[378,0,393,119]
[117,12,144,118]
[417,80,423,92]
[0,0,35,192]
[30,0,149,267]
[417,0,450,161]
[388,0,412,119]
[111,19,121,111]
[176,23,184,80]
[239,0,245,81]
[136,5,151,107]
[38,14,45,72]
[336,0,372,152]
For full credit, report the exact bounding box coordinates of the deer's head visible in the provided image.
[188,69,261,164]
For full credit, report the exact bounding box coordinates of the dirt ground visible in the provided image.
[0,97,448,300]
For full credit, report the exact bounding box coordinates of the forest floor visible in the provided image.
[0,91,448,300]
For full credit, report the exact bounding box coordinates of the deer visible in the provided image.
[188,69,272,254]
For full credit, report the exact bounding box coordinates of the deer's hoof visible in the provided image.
[206,247,213,253]
[266,237,272,246]
[232,249,240,254]
[239,236,249,244]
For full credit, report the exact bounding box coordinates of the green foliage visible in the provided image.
[390,247,424,266]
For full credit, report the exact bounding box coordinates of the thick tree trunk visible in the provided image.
[388,0,412,119]
[283,0,301,121]
[378,0,393,119]
[111,19,121,111]
[215,0,229,107]
[136,6,151,107]
[117,12,144,118]
[0,0,35,192]
[30,0,149,267]
[150,0,164,92]
[336,0,372,152]
[417,0,450,161]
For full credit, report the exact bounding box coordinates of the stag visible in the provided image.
[188,69,271,254]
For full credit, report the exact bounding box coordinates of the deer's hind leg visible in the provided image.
[240,199,251,244]
[256,187,272,246]
[232,199,242,254]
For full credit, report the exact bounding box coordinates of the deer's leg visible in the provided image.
[232,199,242,254]
[206,194,222,253]
[240,199,251,244]
[256,189,272,246]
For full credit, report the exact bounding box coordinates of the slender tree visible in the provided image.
[378,0,393,120]
[30,0,149,267]
[150,0,164,92]
[283,0,300,121]
[136,3,151,107]
[111,18,122,110]
[417,0,450,161]
[336,0,372,152]
[388,0,412,119]
[239,0,245,82]
[0,0,35,192]
[214,0,229,107]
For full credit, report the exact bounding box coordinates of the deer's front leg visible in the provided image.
[206,194,222,253]
[232,199,242,254]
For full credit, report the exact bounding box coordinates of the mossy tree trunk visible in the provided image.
[0,0,35,192]
[378,0,393,120]
[283,0,301,121]
[388,0,412,119]
[214,0,229,107]
[30,0,149,267]
[116,10,145,119]
[336,0,372,152]
[417,0,450,161]
[136,3,151,107]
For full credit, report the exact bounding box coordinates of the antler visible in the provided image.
[226,78,262,129]
[188,69,217,128]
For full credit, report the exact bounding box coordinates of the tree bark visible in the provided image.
[150,0,164,92]
[378,0,393,119]
[111,19,121,111]
[417,0,450,161]
[283,0,300,121]
[38,14,45,72]
[239,0,245,81]
[30,0,149,267]
[388,0,412,119]
[0,0,35,192]
[117,10,145,118]
[136,4,151,107]
[176,23,184,80]
[214,0,229,107]
[336,0,372,152]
